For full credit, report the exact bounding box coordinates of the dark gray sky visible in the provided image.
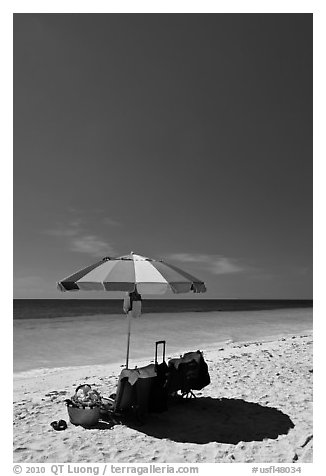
[13,13,312,299]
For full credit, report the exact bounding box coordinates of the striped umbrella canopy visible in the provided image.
[57,252,206,295]
[58,252,206,367]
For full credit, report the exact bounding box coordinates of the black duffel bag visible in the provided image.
[167,350,210,395]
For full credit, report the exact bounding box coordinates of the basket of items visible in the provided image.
[65,384,101,428]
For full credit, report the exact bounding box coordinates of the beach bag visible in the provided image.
[123,292,142,318]
[167,350,210,394]
[115,364,156,415]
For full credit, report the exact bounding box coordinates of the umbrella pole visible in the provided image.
[125,312,132,369]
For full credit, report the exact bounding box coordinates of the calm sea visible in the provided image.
[13,299,313,374]
[13,299,313,320]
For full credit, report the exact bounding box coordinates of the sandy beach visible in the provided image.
[13,331,313,464]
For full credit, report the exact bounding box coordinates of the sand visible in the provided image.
[13,332,313,464]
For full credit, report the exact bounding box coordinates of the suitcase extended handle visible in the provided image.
[155,340,166,364]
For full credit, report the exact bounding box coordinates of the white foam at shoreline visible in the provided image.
[14,330,312,382]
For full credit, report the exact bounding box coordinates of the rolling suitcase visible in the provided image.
[149,340,169,412]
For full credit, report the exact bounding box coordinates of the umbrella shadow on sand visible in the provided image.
[127,397,294,445]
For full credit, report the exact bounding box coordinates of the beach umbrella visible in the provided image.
[57,252,206,367]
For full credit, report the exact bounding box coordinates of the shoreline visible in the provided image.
[14,307,313,374]
[13,328,313,380]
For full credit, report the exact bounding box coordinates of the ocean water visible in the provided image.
[13,299,312,320]
[13,299,313,374]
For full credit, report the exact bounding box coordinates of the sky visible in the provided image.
[13,13,313,299]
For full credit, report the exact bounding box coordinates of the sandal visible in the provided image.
[50,419,67,431]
